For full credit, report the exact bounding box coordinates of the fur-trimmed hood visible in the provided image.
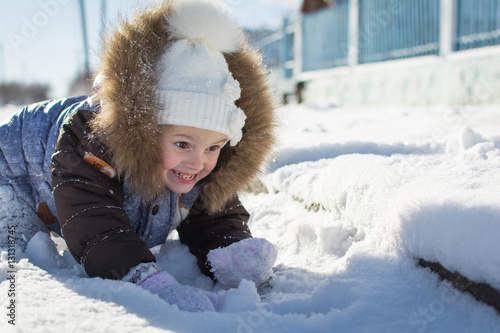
[91,1,277,212]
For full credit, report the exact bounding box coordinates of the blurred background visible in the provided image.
[0,0,499,107]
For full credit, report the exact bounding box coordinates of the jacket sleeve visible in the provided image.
[51,108,156,280]
[177,196,252,278]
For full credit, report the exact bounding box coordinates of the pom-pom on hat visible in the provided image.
[156,0,247,146]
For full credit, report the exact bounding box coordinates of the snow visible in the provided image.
[1,102,500,332]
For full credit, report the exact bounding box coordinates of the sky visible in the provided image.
[0,0,302,99]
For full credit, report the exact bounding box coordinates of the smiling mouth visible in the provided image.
[173,170,196,181]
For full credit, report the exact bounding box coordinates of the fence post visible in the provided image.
[348,0,359,68]
[282,17,290,79]
[294,15,303,79]
[440,0,455,105]
[440,0,454,57]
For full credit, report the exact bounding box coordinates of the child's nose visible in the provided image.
[185,151,204,171]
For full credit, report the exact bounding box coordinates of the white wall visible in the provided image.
[300,45,500,106]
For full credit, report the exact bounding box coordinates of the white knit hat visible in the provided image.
[156,0,246,146]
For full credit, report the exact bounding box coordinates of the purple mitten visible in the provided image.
[139,272,219,312]
[207,238,278,289]
[139,271,178,293]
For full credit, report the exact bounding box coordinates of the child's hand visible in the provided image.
[207,238,278,289]
[139,272,218,312]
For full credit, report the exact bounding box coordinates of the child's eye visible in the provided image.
[176,142,189,149]
[207,145,220,152]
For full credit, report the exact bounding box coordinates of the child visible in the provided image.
[0,0,278,312]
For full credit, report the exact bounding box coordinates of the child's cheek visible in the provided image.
[203,154,220,177]
[211,153,221,171]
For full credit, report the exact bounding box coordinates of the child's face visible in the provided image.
[160,125,227,193]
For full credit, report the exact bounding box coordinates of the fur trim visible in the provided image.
[92,1,277,212]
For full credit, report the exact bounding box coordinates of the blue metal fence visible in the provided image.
[358,0,440,64]
[256,0,500,80]
[455,0,500,50]
[301,1,349,71]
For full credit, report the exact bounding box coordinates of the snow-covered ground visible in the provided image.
[1,102,500,332]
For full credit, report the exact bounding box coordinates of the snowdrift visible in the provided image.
[1,103,500,332]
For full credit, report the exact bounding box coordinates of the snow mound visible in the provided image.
[2,104,500,332]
